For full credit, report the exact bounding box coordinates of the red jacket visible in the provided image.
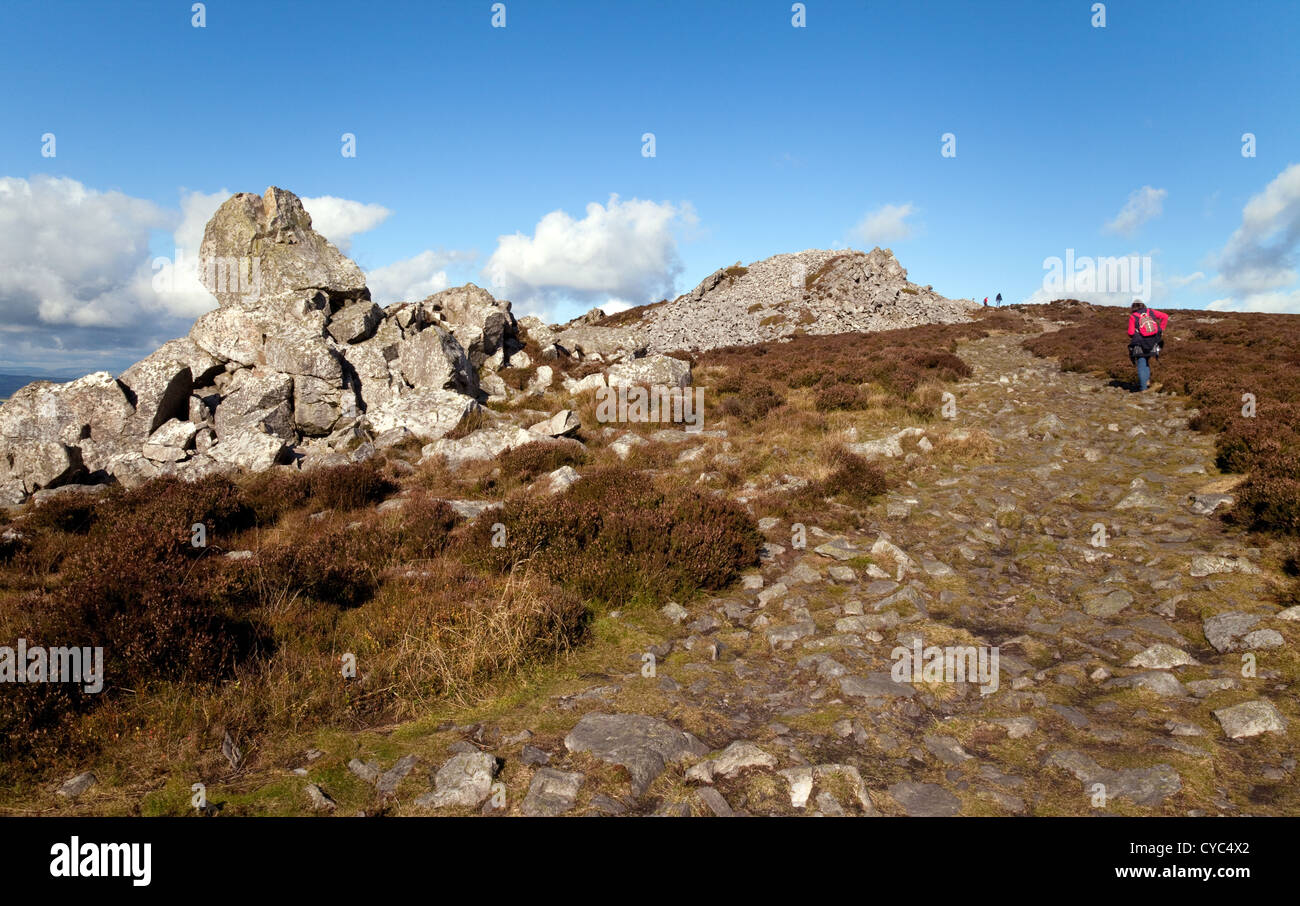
[1128,308,1168,337]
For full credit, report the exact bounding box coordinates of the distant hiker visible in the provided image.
[995,293,1002,306]
[1127,301,1169,392]
[983,297,989,306]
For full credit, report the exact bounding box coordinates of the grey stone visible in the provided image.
[418,751,502,809]
[305,783,337,812]
[1127,643,1198,669]
[1203,612,1261,653]
[888,781,961,817]
[521,768,584,816]
[1045,750,1181,806]
[564,713,708,797]
[376,754,419,795]
[1213,700,1288,739]
[56,771,97,799]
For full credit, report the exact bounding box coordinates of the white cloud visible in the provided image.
[146,188,229,319]
[849,203,916,246]
[1103,186,1166,237]
[482,195,693,312]
[1207,289,1300,313]
[366,249,476,305]
[300,196,391,253]
[0,176,169,329]
[1168,271,1205,288]
[1209,162,1300,295]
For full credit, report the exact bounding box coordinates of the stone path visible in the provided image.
[345,330,1300,816]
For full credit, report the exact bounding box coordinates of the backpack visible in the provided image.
[1135,308,1159,336]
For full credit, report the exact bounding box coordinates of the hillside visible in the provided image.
[1,298,1297,817]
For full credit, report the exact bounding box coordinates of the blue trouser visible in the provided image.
[1135,355,1150,391]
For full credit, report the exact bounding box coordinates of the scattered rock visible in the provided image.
[1213,700,1288,739]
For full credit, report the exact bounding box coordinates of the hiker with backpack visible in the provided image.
[995,293,1002,306]
[1127,301,1169,392]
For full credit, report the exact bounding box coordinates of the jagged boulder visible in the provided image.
[293,375,350,437]
[606,355,692,389]
[529,410,580,437]
[340,338,403,411]
[261,317,344,383]
[0,373,135,498]
[362,389,480,440]
[207,431,290,471]
[142,419,198,462]
[199,186,367,310]
[327,300,382,344]
[421,426,540,468]
[418,283,518,367]
[189,305,267,367]
[553,324,642,360]
[119,338,222,443]
[517,315,557,349]
[397,326,478,397]
[213,369,295,443]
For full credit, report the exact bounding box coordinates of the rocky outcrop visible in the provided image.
[0,186,496,504]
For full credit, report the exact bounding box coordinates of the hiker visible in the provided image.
[995,293,1002,306]
[983,297,989,306]
[1127,300,1169,391]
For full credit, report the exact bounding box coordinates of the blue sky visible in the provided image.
[1,0,1298,375]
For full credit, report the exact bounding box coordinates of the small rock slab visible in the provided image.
[1045,750,1181,806]
[887,781,961,817]
[686,740,776,783]
[1213,700,1288,739]
[376,754,419,795]
[305,783,337,813]
[840,672,915,699]
[1127,643,1197,670]
[564,713,708,797]
[56,771,97,799]
[1081,588,1134,617]
[1203,612,1260,653]
[522,768,584,816]
[813,539,863,561]
[416,751,502,809]
[1190,555,1260,578]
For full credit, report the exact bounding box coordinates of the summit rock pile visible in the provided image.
[634,247,980,352]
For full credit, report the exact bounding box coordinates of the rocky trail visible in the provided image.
[315,326,1297,818]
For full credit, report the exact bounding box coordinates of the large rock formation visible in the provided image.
[0,187,500,504]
